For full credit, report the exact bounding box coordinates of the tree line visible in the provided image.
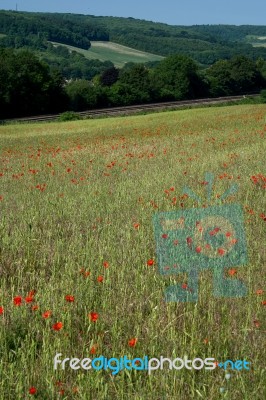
[0,48,265,119]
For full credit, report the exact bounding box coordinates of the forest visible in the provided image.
[0,11,266,118]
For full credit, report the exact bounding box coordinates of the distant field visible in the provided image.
[0,105,265,399]
[50,41,164,68]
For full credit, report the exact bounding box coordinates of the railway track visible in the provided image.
[1,94,259,124]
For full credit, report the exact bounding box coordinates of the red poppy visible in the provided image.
[0,306,3,315]
[133,223,140,229]
[218,248,225,256]
[65,295,75,302]
[52,322,63,331]
[90,345,97,355]
[89,312,99,322]
[25,296,34,303]
[261,300,266,306]
[128,338,138,347]
[29,387,37,395]
[253,319,260,328]
[228,268,237,276]
[13,296,22,306]
[147,259,155,266]
[42,310,52,319]
[103,261,109,268]
[256,289,264,295]
[97,276,104,283]
[31,305,39,311]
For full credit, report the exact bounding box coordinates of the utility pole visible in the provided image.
[16,3,18,12]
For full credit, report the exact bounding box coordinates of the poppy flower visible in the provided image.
[25,296,34,303]
[97,276,104,283]
[133,223,140,229]
[228,268,237,276]
[103,261,109,268]
[31,305,39,311]
[0,306,3,315]
[182,283,188,290]
[128,338,138,347]
[261,300,266,306]
[52,322,63,331]
[29,387,37,395]
[147,259,155,266]
[218,248,225,256]
[90,345,97,355]
[42,310,52,319]
[253,319,260,328]
[89,312,99,322]
[65,295,75,302]
[256,289,264,295]
[13,296,22,306]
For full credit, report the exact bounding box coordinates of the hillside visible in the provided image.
[1,11,266,67]
[50,41,164,68]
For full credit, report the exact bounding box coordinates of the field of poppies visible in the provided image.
[0,104,265,399]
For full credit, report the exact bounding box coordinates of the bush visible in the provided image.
[260,89,266,103]
[57,111,81,122]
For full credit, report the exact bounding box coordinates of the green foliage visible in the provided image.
[57,111,81,121]
[205,56,265,96]
[260,89,266,103]
[65,80,103,111]
[0,48,67,118]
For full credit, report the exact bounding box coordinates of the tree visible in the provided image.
[100,67,119,87]
[0,48,67,118]
[151,55,204,101]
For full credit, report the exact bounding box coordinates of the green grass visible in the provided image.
[0,104,265,399]
[50,41,164,68]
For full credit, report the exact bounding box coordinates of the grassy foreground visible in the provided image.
[0,105,265,399]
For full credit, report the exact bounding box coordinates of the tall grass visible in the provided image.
[0,105,265,399]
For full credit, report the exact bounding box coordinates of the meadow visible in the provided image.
[50,41,164,68]
[0,104,265,399]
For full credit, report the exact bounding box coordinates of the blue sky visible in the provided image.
[0,0,265,26]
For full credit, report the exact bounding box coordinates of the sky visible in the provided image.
[0,0,266,26]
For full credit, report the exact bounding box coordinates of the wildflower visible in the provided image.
[253,319,260,328]
[52,322,63,331]
[182,283,188,290]
[90,345,97,355]
[128,338,137,347]
[97,276,104,283]
[218,248,225,256]
[256,289,264,295]
[261,300,266,306]
[89,312,99,322]
[25,296,34,303]
[228,268,237,276]
[103,261,109,268]
[13,296,22,306]
[0,306,3,315]
[31,305,39,311]
[29,387,37,395]
[133,223,140,229]
[42,310,52,319]
[147,259,154,266]
[162,234,168,239]
[65,295,75,302]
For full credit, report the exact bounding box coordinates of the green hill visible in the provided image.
[50,41,164,68]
